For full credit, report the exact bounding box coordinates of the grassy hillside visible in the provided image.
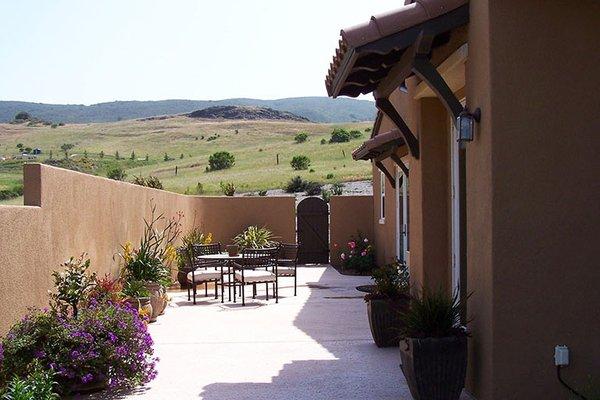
[0,117,373,201]
[0,97,376,124]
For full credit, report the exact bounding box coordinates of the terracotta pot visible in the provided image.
[227,245,239,257]
[144,282,162,322]
[399,336,467,400]
[367,297,409,347]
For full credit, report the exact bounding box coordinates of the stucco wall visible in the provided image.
[329,195,374,267]
[0,164,296,334]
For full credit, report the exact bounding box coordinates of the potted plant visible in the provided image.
[233,225,276,249]
[122,279,153,320]
[364,262,410,347]
[118,204,182,322]
[399,288,469,400]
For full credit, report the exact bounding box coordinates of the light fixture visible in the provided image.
[456,108,481,143]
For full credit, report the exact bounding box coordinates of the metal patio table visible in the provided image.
[198,253,242,303]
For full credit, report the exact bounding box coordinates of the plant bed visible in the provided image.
[367,297,409,347]
[364,262,410,347]
[399,336,467,400]
[398,288,469,400]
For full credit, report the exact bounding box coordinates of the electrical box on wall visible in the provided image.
[554,345,569,366]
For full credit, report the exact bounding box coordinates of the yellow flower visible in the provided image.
[163,244,178,266]
[203,233,213,244]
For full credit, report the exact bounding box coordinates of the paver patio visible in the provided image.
[90,265,411,400]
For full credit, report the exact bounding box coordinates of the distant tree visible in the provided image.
[130,151,136,160]
[329,128,351,143]
[106,166,126,181]
[180,153,184,159]
[16,143,23,151]
[320,138,327,145]
[291,155,311,170]
[163,153,171,162]
[14,111,30,121]
[60,143,75,158]
[294,132,309,143]
[83,150,88,158]
[115,150,120,160]
[99,151,105,158]
[51,123,58,129]
[208,151,235,171]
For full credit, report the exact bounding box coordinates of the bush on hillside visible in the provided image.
[305,181,322,196]
[208,151,235,171]
[290,155,311,171]
[14,111,31,121]
[220,182,236,196]
[107,166,126,181]
[285,176,307,193]
[294,132,308,143]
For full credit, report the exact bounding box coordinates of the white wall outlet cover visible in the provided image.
[554,345,569,366]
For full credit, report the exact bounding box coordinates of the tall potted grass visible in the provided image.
[233,226,276,249]
[399,288,469,400]
[364,262,410,347]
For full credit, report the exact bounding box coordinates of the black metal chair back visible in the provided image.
[278,243,299,261]
[240,247,278,270]
[191,243,222,269]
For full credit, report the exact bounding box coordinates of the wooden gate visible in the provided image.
[297,197,329,264]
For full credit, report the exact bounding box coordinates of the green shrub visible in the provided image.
[49,254,96,318]
[365,127,371,132]
[258,190,267,196]
[320,138,327,145]
[2,363,59,400]
[60,143,74,158]
[0,184,24,201]
[294,132,308,143]
[400,288,468,339]
[132,175,164,190]
[349,130,363,139]
[365,262,409,301]
[305,181,322,196]
[331,182,344,195]
[321,190,331,203]
[195,182,204,195]
[208,151,235,171]
[233,226,276,249]
[106,166,126,181]
[51,123,58,129]
[220,182,235,196]
[290,155,311,171]
[326,173,334,180]
[329,128,351,143]
[285,176,307,193]
[130,151,136,160]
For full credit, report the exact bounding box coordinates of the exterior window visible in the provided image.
[379,171,385,223]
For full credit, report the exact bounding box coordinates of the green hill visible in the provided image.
[0,97,376,124]
[0,116,373,201]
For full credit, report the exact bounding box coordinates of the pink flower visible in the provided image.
[361,251,367,257]
[340,253,346,260]
[363,238,368,243]
[348,241,356,249]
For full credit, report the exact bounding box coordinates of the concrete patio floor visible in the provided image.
[93,266,413,399]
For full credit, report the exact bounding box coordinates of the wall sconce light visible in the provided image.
[456,108,481,143]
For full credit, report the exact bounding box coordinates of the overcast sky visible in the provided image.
[0,0,400,105]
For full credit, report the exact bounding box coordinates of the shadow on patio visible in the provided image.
[197,266,410,400]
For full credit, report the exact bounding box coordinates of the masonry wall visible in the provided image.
[329,195,374,267]
[0,164,296,334]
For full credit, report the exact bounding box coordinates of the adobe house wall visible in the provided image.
[479,1,600,398]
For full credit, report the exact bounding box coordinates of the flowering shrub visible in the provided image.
[340,232,375,273]
[0,302,157,393]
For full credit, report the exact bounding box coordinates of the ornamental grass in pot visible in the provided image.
[364,262,410,347]
[399,288,469,400]
[233,226,276,249]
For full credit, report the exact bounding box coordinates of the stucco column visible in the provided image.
[408,97,451,293]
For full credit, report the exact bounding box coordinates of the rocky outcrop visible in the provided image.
[187,106,309,122]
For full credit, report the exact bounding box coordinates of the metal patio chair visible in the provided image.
[232,247,279,306]
[276,243,299,296]
[187,243,224,304]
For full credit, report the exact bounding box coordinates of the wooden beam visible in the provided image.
[412,54,464,119]
[375,97,420,159]
[374,32,434,99]
[390,153,409,177]
[374,160,396,189]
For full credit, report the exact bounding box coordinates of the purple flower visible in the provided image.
[0,343,4,364]
[81,373,94,384]
[70,350,81,360]
[34,349,46,358]
[108,332,118,343]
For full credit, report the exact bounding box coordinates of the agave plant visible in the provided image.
[400,287,469,339]
[233,226,276,249]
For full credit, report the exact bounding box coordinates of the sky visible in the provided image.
[0,0,400,105]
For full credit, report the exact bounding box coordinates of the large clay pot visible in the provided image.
[144,282,162,322]
[367,297,409,347]
[399,336,467,400]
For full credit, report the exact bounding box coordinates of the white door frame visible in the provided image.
[451,118,461,295]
